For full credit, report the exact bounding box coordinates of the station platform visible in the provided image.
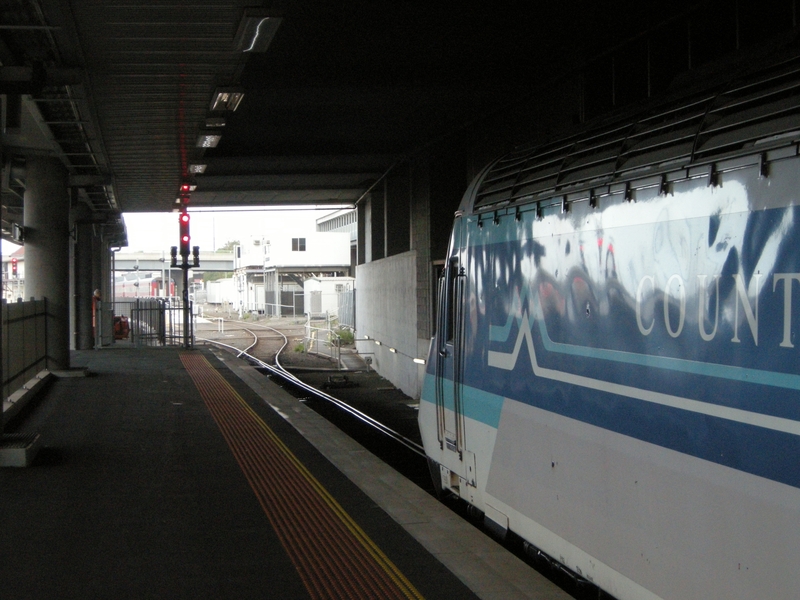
[0,346,571,600]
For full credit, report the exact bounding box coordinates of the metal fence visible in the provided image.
[264,290,303,318]
[2,299,47,401]
[0,297,196,403]
[303,313,342,367]
[338,290,355,329]
[112,298,195,347]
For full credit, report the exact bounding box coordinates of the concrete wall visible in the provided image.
[351,94,581,398]
[353,147,471,399]
[355,251,426,399]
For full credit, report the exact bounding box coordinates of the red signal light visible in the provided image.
[179,184,191,207]
[11,257,18,277]
[179,212,191,257]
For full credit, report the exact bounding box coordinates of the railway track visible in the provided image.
[197,318,604,600]
[196,320,430,484]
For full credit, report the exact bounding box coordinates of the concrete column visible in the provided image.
[410,156,433,342]
[23,156,70,369]
[69,215,76,350]
[74,222,95,349]
[91,227,105,346]
[386,164,411,257]
[371,188,386,261]
[92,225,103,297]
[99,237,113,345]
[357,198,368,265]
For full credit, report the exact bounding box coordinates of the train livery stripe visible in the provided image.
[491,288,800,393]
[487,285,800,421]
[488,309,800,437]
[180,353,423,600]
[422,375,505,429]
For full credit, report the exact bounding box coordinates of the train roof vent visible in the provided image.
[474,53,800,210]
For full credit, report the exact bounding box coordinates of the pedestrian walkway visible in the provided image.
[0,346,571,600]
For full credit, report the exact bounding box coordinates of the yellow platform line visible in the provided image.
[181,352,424,600]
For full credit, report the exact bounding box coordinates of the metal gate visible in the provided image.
[112,298,194,347]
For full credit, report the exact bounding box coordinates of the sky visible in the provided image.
[120,206,341,253]
[2,239,20,255]
[1,206,343,256]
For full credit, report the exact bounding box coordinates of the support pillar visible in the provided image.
[74,216,95,350]
[357,197,367,266]
[99,236,113,345]
[24,156,70,369]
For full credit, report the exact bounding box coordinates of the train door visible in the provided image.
[434,219,475,486]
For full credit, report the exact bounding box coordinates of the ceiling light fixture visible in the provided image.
[189,164,207,174]
[205,117,226,128]
[196,132,222,148]
[234,10,282,53]
[210,88,244,112]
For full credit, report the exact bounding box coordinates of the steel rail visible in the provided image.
[198,323,426,458]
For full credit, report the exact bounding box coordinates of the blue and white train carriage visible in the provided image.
[420,51,800,600]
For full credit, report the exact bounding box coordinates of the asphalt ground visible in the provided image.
[0,346,485,600]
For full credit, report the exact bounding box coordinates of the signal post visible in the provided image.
[171,185,199,348]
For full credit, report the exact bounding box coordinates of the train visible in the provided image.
[420,49,800,599]
[115,271,175,298]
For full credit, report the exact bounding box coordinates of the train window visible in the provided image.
[436,275,446,349]
[431,260,445,339]
[446,257,459,344]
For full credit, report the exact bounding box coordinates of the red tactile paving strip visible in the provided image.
[180,352,423,600]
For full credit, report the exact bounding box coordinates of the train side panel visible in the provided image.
[115,274,175,298]
[420,154,800,599]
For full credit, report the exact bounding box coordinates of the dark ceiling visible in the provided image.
[1,0,798,239]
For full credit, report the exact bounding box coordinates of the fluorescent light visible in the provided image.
[234,11,282,53]
[189,164,207,174]
[196,132,221,148]
[374,340,381,346]
[413,358,426,365]
[389,348,397,353]
[210,88,244,112]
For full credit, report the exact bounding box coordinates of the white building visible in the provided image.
[317,208,357,275]
[233,230,351,315]
[303,276,354,318]
[206,277,236,305]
